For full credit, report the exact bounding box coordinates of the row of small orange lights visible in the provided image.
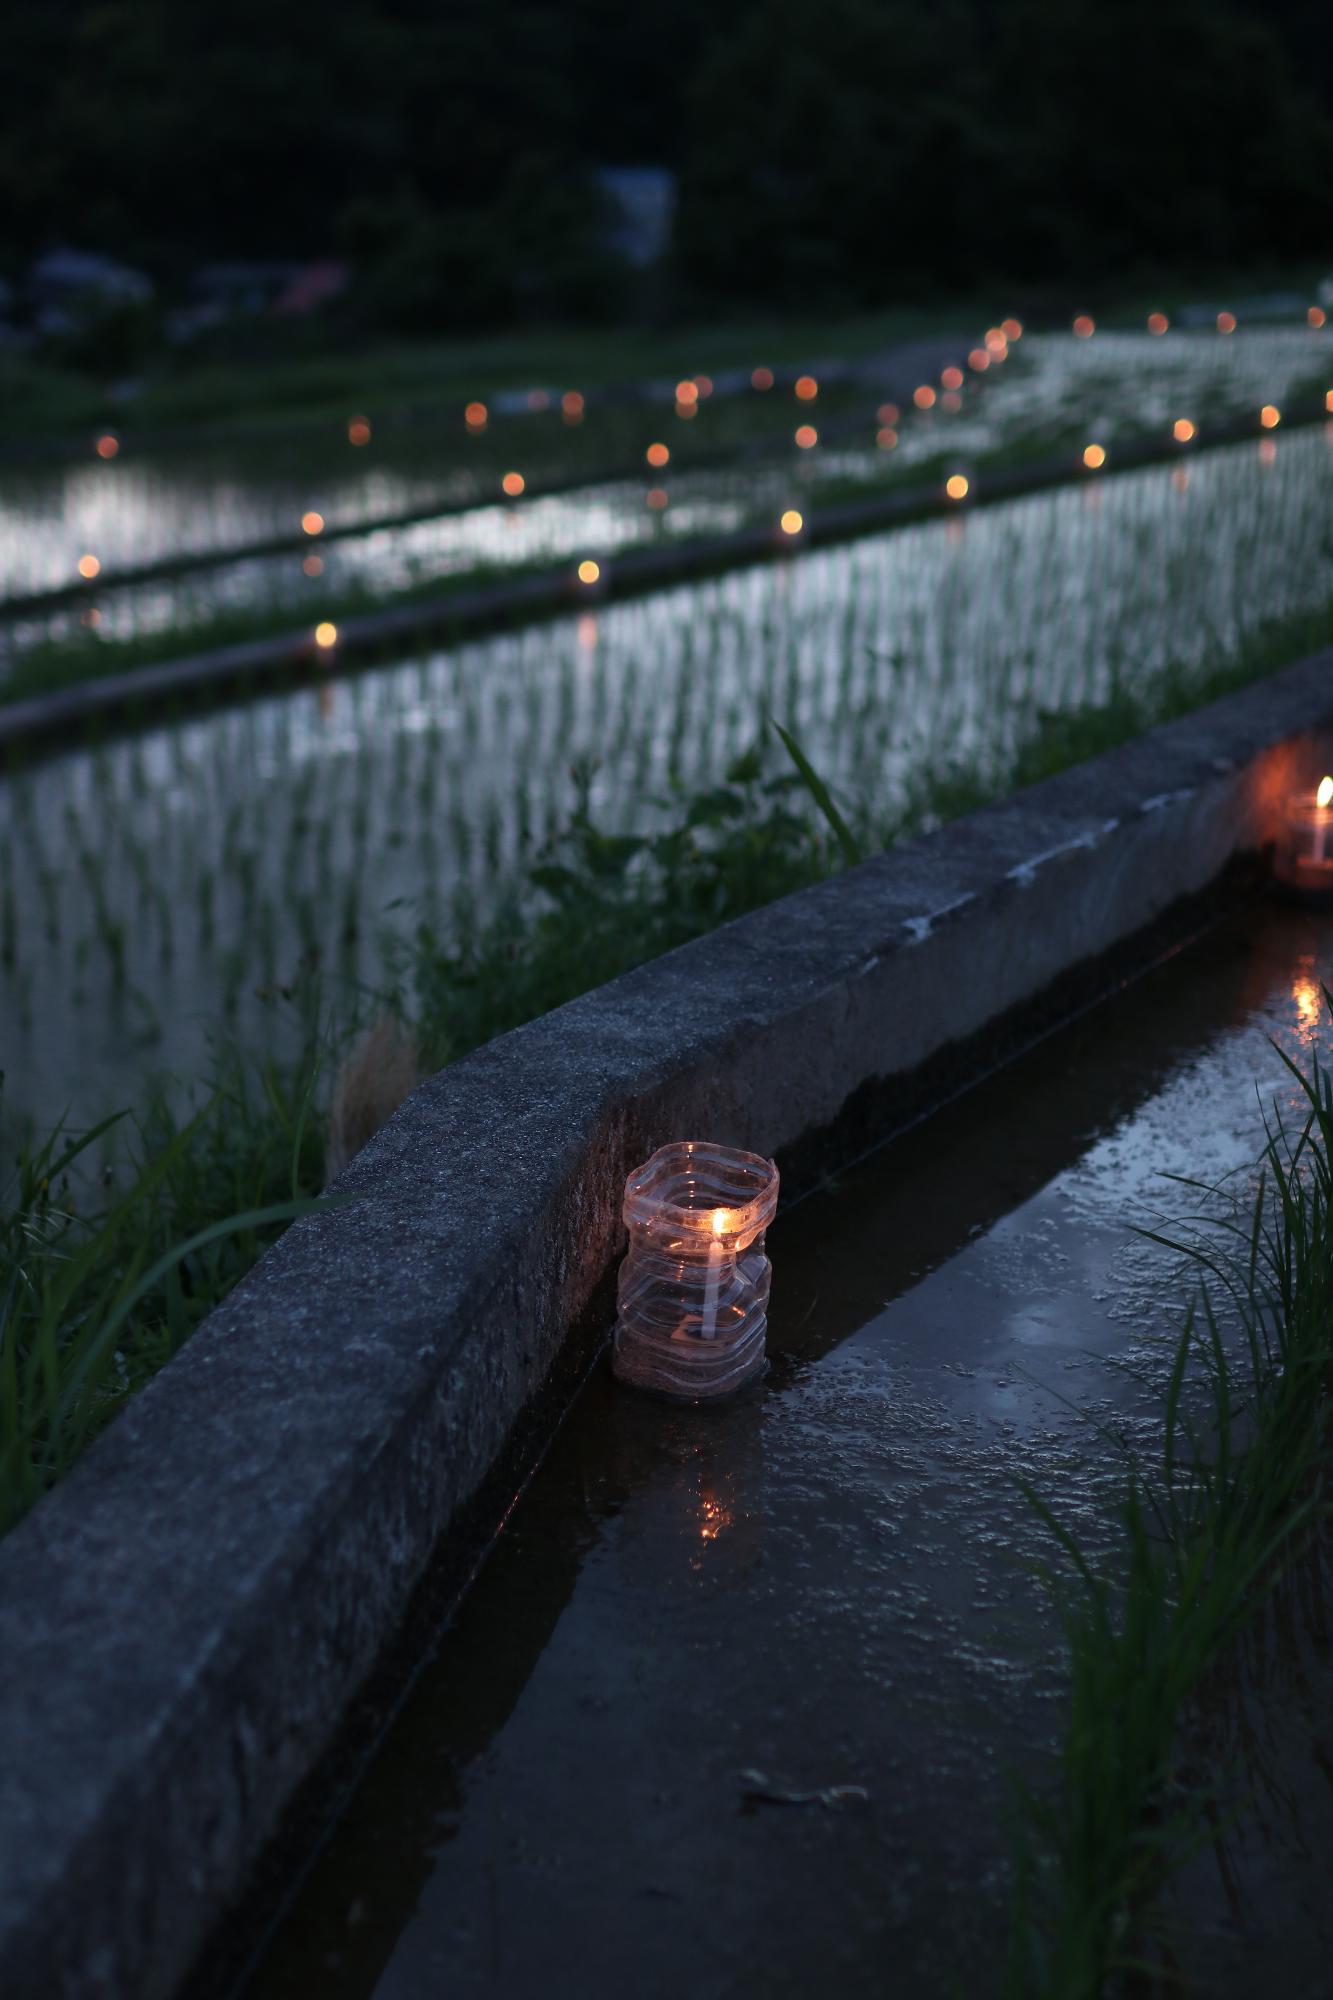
[1081,305,1327,337]
[81,313,1333,602]
[85,303,1330,473]
[71,394,1323,589]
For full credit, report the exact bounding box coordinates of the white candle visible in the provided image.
[699,1212,726,1340]
[1314,776,1333,865]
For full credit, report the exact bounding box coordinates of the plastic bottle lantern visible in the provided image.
[1273,774,1333,903]
[613,1141,779,1401]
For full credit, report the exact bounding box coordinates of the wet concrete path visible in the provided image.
[242,902,1333,1999]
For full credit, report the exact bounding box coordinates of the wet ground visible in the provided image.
[237,901,1333,2000]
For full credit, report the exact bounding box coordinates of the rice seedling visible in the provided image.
[1006,1001,1333,1996]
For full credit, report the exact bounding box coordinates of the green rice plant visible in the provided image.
[399,742,840,1066]
[0,1030,329,1532]
[1006,1003,1333,1996]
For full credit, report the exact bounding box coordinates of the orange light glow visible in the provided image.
[347,417,372,446]
[95,433,119,459]
[695,374,713,398]
[877,402,900,425]
[779,509,804,535]
[646,486,668,509]
[1000,317,1023,341]
[1173,418,1196,442]
[1147,311,1169,335]
[314,621,338,648]
[941,365,964,390]
[913,384,937,409]
[1217,311,1237,334]
[501,471,526,497]
[699,1496,731,1543]
[465,400,488,430]
[945,473,969,500]
[1294,973,1322,1035]
[1171,466,1190,493]
[1318,776,1333,809]
[675,400,697,420]
[1260,404,1281,428]
[1259,436,1277,465]
[1073,314,1095,338]
[1327,390,1333,412]
[675,380,699,405]
[794,375,818,401]
[968,348,990,372]
[81,606,101,628]
[577,612,598,650]
[1082,443,1106,469]
[985,329,1008,358]
[302,554,324,576]
[577,558,600,585]
[562,390,585,422]
[795,424,818,448]
[941,389,962,412]
[77,553,100,579]
[1309,306,1327,330]
[751,366,774,390]
[876,426,898,450]
[301,510,324,536]
[646,441,670,468]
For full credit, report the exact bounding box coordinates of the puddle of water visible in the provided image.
[3,431,1330,1139]
[233,902,1333,2000]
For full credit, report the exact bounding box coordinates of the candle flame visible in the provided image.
[1317,776,1333,809]
[711,1208,728,1238]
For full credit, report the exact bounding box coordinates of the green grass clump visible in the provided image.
[1007,1007,1333,1995]
[0,1042,326,1533]
[400,746,845,1065]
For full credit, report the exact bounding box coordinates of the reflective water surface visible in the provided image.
[3,433,1329,1138]
[238,903,1333,2000]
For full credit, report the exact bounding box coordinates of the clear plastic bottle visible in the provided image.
[613,1140,780,1401]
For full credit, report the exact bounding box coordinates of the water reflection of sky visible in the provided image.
[2,328,1326,613]
[1,430,1329,1135]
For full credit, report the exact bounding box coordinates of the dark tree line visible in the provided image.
[2,0,1329,328]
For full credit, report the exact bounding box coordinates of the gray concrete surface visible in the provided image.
[0,650,1329,1998]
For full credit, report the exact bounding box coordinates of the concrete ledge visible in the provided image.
[0,650,1330,1999]
[2,400,1323,756]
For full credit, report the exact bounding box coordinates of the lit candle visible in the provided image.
[700,1210,727,1340]
[1314,775,1333,865]
[1272,772,1333,902]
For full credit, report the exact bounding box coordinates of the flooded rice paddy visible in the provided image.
[2,425,1330,1136]
[233,903,1333,2000]
[2,327,1327,660]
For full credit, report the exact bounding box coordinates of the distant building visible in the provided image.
[593,167,676,269]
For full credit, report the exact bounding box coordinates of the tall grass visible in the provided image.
[0,1038,326,1533]
[1007,1003,1333,1995]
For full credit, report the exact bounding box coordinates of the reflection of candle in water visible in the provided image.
[700,1209,726,1340]
[1314,775,1333,864]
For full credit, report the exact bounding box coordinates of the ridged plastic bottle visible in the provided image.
[613,1140,779,1401]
